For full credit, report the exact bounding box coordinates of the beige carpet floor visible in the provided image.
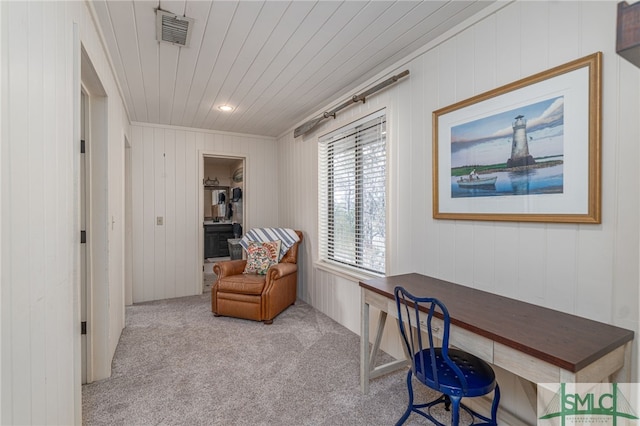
[82,294,461,425]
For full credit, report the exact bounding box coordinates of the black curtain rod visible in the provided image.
[293,69,410,138]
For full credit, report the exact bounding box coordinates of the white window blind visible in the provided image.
[318,109,386,275]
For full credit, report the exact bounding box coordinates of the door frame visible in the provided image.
[79,86,91,385]
[198,151,247,290]
[124,137,133,306]
[80,45,110,382]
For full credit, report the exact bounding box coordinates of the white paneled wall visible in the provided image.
[1,1,128,424]
[129,124,278,303]
[278,2,639,424]
[2,1,637,424]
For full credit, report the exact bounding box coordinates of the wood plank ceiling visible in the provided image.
[91,1,495,137]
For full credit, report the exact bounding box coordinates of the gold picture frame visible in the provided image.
[433,52,601,223]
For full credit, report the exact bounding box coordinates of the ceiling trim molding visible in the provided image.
[130,121,276,141]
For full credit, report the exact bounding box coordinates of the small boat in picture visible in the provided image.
[457,175,497,188]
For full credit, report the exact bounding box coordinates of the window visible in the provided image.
[318,109,386,275]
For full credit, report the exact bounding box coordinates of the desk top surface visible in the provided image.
[360,273,634,372]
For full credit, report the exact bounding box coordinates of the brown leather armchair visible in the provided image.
[211,230,302,324]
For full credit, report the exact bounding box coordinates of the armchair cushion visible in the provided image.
[243,240,281,274]
[216,273,266,295]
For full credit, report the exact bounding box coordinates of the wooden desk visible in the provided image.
[360,273,634,406]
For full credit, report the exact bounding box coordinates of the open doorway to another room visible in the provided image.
[202,156,245,292]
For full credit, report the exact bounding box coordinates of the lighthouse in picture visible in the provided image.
[507,114,536,168]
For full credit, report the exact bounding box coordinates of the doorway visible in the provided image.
[201,155,246,292]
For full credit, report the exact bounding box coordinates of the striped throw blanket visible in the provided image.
[239,228,300,260]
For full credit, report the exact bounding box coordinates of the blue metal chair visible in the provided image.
[394,286,500,426]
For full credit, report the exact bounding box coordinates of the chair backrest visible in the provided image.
[394,286,470,392]
[279,230,303,264]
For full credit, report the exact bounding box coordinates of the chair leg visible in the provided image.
[458,386,500,425]
[490,384,501,425]
[395,370,414,426]
[449,396,462,426]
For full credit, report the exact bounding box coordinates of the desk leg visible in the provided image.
[360,288,409,394]
[369,311,387,371]
[611,341,632,383]
[360,293,371,394]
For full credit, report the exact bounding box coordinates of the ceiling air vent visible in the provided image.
[156,9,194,47]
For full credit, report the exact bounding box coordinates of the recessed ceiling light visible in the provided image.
[218,105,234,112]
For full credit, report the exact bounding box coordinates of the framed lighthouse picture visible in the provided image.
[432,52,601,223]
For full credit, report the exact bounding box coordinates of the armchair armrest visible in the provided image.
[267,262,298,281]
[213,259,247,278]
[262,262,299,317]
